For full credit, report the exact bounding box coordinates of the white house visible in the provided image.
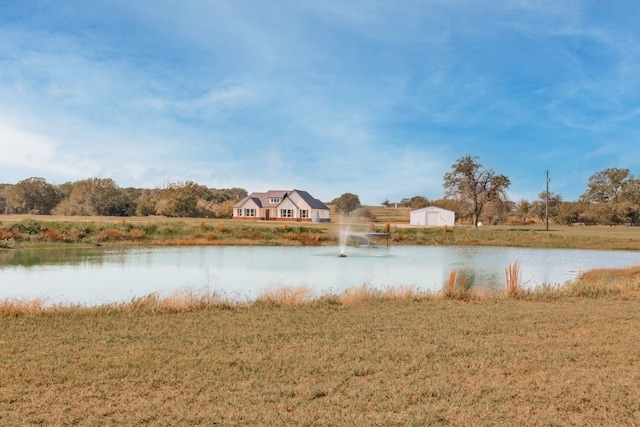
[410,206,455,227]
[233,190,331,223]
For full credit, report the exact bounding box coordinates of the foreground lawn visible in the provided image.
[2,298,640,426]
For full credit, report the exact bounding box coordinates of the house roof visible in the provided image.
[233,191,288,208]
[233,190,329,210]
[291,189,330,210]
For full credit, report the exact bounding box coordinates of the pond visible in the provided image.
[1,245,639,305]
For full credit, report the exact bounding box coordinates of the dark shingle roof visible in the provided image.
[292,190,329,210]
[234,190,328,210]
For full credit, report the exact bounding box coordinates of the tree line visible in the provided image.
[384,156,640,227]
[3,157,640,225]
[0,177,248,218]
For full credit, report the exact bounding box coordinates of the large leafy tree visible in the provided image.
[399,196,430,209]
[5,177,62,214]
[157,181,210,217]
[331,193,361,216]
[53,178,128,216]
[530,191,563,224]
[580,168,633,204]
[580,168,639,224]
[0,184,11,214]
[443,155,511,228]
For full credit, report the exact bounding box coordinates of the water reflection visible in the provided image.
[1,246,639,305]
[0,247,128,267]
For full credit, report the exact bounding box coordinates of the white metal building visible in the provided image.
[410,206,455,227]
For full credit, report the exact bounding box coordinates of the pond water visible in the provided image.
[1,245,639,305]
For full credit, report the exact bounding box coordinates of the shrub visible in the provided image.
[195,232,219,241]
[9,219,43,235]
[299,233,321,246]
[0,228,20,240]
[96,229,129,241]
[40,229,65,241]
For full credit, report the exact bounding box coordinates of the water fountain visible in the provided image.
[338,223,349,257]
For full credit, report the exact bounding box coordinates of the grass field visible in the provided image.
[2,296,640,426]
[4,213,640,250]
[3,211,640,425]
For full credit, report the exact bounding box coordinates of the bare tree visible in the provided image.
[443,155,510,228]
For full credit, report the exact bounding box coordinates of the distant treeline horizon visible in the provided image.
[1,167,639,226]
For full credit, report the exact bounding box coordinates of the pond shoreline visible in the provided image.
[3,216,640,251]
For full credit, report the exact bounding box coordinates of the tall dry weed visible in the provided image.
[443,269,472,300]
[505,260,524,298]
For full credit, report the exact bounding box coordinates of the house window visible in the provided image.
[281,209,293,218]
[244,208,255,217]
[269,198,281,204]
[300,210,308,218]
[237,209,242,216]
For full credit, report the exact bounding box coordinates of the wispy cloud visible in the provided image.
[1,1,640,203]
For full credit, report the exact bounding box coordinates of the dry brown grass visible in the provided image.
[0,297,49,316]
[256,285,315,306]
[95,229,144,242]
[2,298,640,425]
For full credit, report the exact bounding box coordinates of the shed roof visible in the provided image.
[410,206,454,214]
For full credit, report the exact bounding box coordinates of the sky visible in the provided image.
[2,1,640,205]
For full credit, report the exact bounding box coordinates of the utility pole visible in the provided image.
[545,170,550,231]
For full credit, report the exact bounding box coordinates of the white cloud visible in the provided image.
[0,119,57,170]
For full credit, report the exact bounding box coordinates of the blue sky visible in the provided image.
[2,1,640,205]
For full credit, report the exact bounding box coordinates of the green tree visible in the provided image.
[580,168,636,224]
[157,181,210,217]
[533,191,563,223]
[331,193,362,216]
[5,177,62,214]
[443,155,511,228]
[398,196,429,208]
[580,168,632,204]
[0,184,10,214]
[399,196,430,209]
[208,187,248,204]
[52,178,127,216]
[516,200,532,224]
[135,189,160,216]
